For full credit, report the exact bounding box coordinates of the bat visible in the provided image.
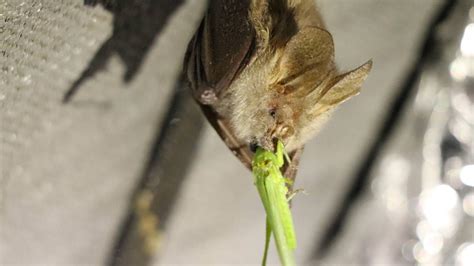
[253,140,296,266]
[184,0,372,177]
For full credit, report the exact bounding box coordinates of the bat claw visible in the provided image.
[198,89,218,105]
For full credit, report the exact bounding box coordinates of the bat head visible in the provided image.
[227,26,372,152]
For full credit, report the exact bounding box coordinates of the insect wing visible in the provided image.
[264,166,296,265]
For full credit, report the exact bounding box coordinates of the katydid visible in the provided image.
[252,140,296,266]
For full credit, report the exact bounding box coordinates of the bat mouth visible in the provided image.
[249,137,278,153]
[249,141,259,153]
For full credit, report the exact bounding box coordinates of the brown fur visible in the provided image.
[214,0,372,151]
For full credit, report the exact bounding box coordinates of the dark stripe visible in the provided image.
[108,79,204,266]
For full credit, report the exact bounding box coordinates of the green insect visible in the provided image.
[252,140,296,266]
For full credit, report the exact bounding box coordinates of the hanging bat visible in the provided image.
[184,0,372,178]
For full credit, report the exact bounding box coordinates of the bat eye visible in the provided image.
[269,109,277,118]
[249,141,259,152]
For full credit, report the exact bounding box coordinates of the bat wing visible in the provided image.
[185,0,255,104]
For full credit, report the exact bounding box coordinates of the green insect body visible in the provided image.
[252,141,296,266]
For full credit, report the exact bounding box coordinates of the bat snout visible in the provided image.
[260,136,278,152]
[248,135,276,153]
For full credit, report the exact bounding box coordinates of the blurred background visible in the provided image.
[1,0,473,265]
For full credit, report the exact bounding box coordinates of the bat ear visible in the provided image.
[271,27,335,94]
[319,60,373,105]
